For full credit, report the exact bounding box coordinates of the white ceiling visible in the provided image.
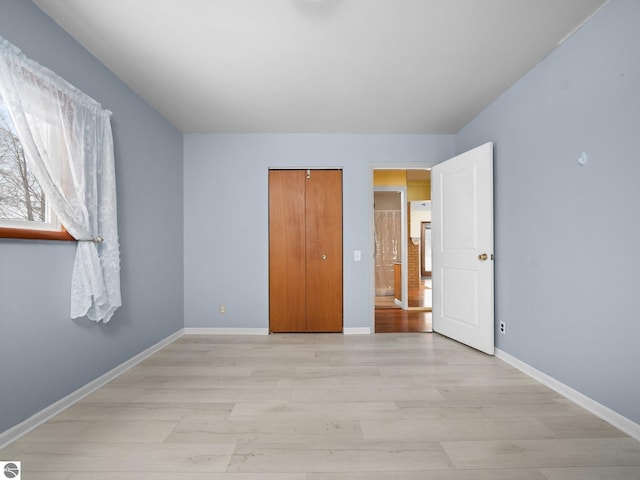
[32,0,606,134]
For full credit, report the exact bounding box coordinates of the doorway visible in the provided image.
[370,143,494,353]
[372,168,432,333]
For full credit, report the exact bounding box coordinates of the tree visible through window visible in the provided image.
[0,99,46,224]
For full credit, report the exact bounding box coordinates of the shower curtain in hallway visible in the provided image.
[374,210,401,296]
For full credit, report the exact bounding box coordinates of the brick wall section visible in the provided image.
[407,203,420,289]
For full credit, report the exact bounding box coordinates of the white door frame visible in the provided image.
[369,163,434,332]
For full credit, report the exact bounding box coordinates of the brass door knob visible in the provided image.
[478,253,488,261]
[321,254,327,260]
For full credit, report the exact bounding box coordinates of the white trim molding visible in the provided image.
[344,327,371,334]
[0,329,184,450]
[183,328,269,335]
[496,348,640,442]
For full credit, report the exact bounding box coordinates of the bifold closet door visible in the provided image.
[269,169,343,333]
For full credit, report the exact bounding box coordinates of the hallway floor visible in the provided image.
[375,277,432,332]
[375,309,432,333]
[2,333,640,478]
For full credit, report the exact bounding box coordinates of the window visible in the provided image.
[0,97,72,240]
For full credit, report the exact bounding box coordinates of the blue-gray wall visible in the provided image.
[183,135,454,329]
[456,0,640,423]
[0,0,184,433]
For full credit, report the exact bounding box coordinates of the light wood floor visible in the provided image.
[3,333,640,478]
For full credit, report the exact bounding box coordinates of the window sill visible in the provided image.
[0,226,75,241]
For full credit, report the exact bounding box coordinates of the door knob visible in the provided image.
[321,254,327,260]
[478,253,488,261]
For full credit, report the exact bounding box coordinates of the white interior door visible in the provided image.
[431,142,494,354]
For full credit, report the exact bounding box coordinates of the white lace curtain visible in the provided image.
[0,36,121,323]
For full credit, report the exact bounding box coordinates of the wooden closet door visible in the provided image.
[269,170,306,332]
[269,169,343,333]
[305,170,343,332]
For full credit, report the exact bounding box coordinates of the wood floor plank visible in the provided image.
[226,441,453,473]
[540,466,640,479]
[441,437,640,469]
[0,442,235,473]
[308,470,548,480]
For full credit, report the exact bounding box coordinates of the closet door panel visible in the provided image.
[269,170,306,332]
[305,170,343,332]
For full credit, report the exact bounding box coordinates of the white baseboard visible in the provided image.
[496,348,640,442]
[183,327,269,335]
[0,329,184,450]
[344,327,371,334]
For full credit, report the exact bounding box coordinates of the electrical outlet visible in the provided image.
[219,305,226,314]
[499,321,506,335]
